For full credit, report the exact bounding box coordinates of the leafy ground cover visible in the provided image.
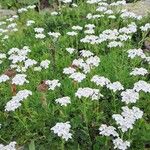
[0,0,150,149]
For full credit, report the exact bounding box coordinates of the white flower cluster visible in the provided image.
[107,81,124,92]
[48,32,61,39]
[51,122,72,141]
[130,67,148,76]
[120,10,142,20]
[55,96,71,106]
[63,50,100,83]
[26,20,35,26]
[18,5,36,13]
[75,87,103,100]
[0,74,9,83]
[127,48,150,65]
[60,0,72,3]
[121,89,139,104]
[99,124,119,137]
[12,74,29,85]
[7,46,50,73]
[112,106,143,132]
[45,80,61,90]
[91,75,110,87]
[5,90,32,111]
[34,27,45,39]
[140,23,150,31]
[113,138,130,150]
[66,48,76,54]
[0,141,17,150]
[133,80,150,93]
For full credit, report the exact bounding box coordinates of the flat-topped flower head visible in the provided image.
[40,60,50,69]
[5,90,32,111]
[51,122,72,141]
[12,74,29,85]
[63,67,76,75]
[99,124,119,137]
[121,89,139,104]
[75,87,103,100]
[130,67,148,76]
[0,141,17,150]
[113,137,130,150]
[69,72,86,83]
[133,80,150,93]
[107,81,124,92]
[55,96,71,106]
[91,75,110,87]
[45,80,61,90]
[0,74,9,83]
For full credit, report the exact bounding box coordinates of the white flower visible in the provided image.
[113,137,130,150]
[0,74,9,83]
[0,141,17,150]
[63,67,76,75]
[69,72,86,82]
[25,59,37,69]
[5,90,32,111]
[35,33,46,39]
[67,31,78,36]
[91,75,110,87]
[107,81,124,92]
[113,106,143,132]
[34,27,44,33]
[60,0,72,3]
[140,23,150,31]
[86,56,100,67]
[45,80,61,90]
[40,60,50,69]
[108,41,123,48]
[55,96,71,106]
[130,67,148,76]
[51,11,59,16]
[26,20,35,26]
[121,89,139,104]
[48,32,61,39]
[0,53,6,59]
[12,74,29,85]
[75,87,103,100]
[66,48,76,54]
[133,80,150,93]
[99,124,119,137]
[127,49,146,59]
[80,50,94,58]
[51,122,72,141]
[72,25,83,30]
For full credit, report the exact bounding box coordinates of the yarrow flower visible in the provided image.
[113,137,130,150]
[69,72,86,82]
[45,80,61,90]
[107,81,124,92]
[5,90,32,111]
[0,141,17,150]
[133,80,150,93]
[55,96,71,106]
[75,87,103,100]
[130,67,148,76]
[112,106,143,132]
[12,74,29,85]
[121,89,139,104]
[99,124,119,137]
[0,74,9,83]
[66,48,76,54]
[127,49,146,59]
[91,75,110,87]
[40,60,50,69]
[51,122,72,141]
[63,67,76,75]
